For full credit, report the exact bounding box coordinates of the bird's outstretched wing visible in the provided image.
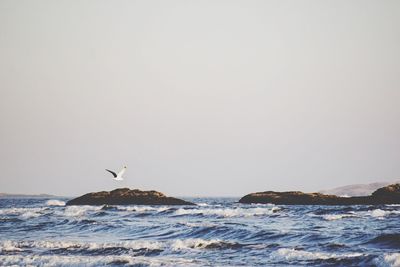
[117,166,126,177]
[105,169,117,178]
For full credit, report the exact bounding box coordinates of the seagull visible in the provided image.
[106,166,127,181]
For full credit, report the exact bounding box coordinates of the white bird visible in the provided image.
[106,166,127,181]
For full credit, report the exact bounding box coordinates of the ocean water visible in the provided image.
[0,197,399,266]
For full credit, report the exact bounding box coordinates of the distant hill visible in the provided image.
[319,180,400,197]
[0,193,56,198]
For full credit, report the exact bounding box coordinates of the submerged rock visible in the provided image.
[239,184,400,205]
[66,188,194,206]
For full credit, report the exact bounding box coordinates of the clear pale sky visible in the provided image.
[1,0,399,197]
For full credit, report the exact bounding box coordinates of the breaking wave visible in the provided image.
[312,208,400,221]
[46,200,66,206]
[270,248,363,261]
[0,240,163,253]
[0,207,46,219]
[174,206,280,218]
[0,255,201,267]
[171,239,244,250]
[0,238,246,255]
[377,253,400,267]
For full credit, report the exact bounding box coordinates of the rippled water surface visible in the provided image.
[1,197,399,266]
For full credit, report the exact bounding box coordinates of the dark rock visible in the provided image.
[66,188,194,206]
[372,183,400,199]
[239,184,400,205]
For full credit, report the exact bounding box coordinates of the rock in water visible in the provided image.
[66,188,194,206]
[372,183,400,201]
[239,184,400,205]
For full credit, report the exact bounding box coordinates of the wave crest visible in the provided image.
[314,208,400,221]
[174,206,279,218]
[0,240,163,253]
[0,255,200,267]
[46,200,66,206]
[171,239,243,250]
[0,207,45,219]
[271,248,363,261]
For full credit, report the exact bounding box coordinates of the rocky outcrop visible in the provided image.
[372,183,400,200]
[239,184,400,205]
[66,188,194,206]
[319,181,400,197]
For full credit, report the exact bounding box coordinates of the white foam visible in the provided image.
[249,203,276,207]
[0,238,242,254]
[322,213,357,221]
[368,209,400,218]
[0,241,22,252]
[316,208,400,221]
[179,221,219,228]
[46,200,66,206]
[0,240,162,252]
[270,248,362,261]
[375,253,400,267]
[0,255,200,267]
[118,205,170,213]
[174,207,279,218]
[171,238,222,250]
[60,206,102,217]
[21,211,42,219]
[87,240,162,251]
[0,207,45,219]
[370,209,387,218]
[383,253,400,267]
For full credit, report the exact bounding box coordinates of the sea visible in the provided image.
[0,197,399,266]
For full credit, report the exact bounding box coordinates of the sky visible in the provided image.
[1,0,400,197]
